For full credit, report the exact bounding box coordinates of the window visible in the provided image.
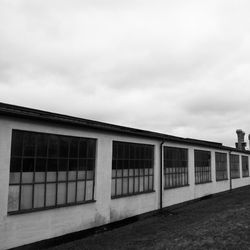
[242,156,249,177]
[194,150,211,184]
[215,152,228,181]
[8,130,96,214]
[111,141,154,198]
[164,147,188,189]
[230,154,240,179]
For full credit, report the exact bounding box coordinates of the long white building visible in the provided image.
[0,102,249,249]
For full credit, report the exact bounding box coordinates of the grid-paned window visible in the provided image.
[215,152,228,181]
[242,156,249,177]
[230,154,240,179]
[8,130,96,214]
[111,141,154,198]
[164,147,188,189]
[194,150,211,184]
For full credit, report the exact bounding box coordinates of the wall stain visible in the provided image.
[94,213,107,226]
[110,208,133,222]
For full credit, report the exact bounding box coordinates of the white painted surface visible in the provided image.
[0,116,250,249]
[0,117,159,249]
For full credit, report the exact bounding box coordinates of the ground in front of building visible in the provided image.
[48,186,250,250]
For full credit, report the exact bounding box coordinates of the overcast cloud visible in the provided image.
[1,0,250,147]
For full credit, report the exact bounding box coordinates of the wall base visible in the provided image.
[10,184,250,250]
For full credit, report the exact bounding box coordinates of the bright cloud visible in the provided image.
[1,0,250,147]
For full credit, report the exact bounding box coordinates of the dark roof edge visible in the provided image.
[0,102,249,154]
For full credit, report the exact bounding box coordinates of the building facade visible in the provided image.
[0,102,249,249]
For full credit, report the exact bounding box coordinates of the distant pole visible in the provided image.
[229,151,232,192]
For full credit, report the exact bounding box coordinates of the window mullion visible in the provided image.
[66,140,70,204]
[75,140,80,203]
[32,135,38,209]
[18,136,25,211]
[44,136,50,208]
[55,138,59,206]
[83,141,89,201]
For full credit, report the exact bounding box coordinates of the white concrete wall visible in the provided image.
[162,142,250,208]
[162,143,195,208]
[0,116,250,249]
[232,152,250,189]
[0,117,160,250]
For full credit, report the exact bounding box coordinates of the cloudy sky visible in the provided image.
[1,0,250,147]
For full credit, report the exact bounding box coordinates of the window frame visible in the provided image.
[111,140,155,199]
[8,129,97,215]
[215,152,228,181]
[241,155,249,178]
[230,154,240,179]
[164,146,189,189]
[194,149,212,185]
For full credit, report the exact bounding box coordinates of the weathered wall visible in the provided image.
[0,116,250,249]
[0,117,159,250]
[232,153,250,189]
[162,142,250,208]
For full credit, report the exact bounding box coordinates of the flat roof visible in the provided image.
[0,102,249,154]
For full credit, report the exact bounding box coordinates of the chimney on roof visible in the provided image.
[236,129,246,150]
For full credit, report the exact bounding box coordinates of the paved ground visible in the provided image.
[48,186,250,250]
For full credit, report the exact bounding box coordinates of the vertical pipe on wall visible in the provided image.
[229,151,232,192]
[160,140,165,211]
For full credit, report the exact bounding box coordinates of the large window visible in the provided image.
[194,150,211,184]
[215,152,228,181]
[8,130,96,214]
[111,141,154,198]
[242,156,249,177]
[230,154,240,179]
[164,147,188,189]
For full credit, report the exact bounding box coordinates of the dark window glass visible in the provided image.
[78,159,86,171]
[59,138,69,158]
[215,152,228,181]
[69,139,78,158]
[36,158,46,172]
[23,158,35,172]
[37,134,48,157]
[58,159,68,171]
[230,154,240,179]
[10,157,22,172]
[111,141,154,198]
[194,150,211,184]
[69,159,77,170]
[11,132,23,157]
[47,159,57,171]
[87,140,96,158]
[242,156,249,177]
[48,136,58,157]
[8,130,96,214]
[164,147,188,189]
[79,140,87,158]
[23,133,36,157]
[87,159,95,171]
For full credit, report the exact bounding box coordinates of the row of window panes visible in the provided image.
[111,141,154,198]
[164,147,188,188]
[8,181,94,212]
[215,152,228,181]
[111,176,154,197]
[194,150,212,184]
[230,154,240,179]
[8,130,250,214]
[12,133,95,158]
[8,130,96,213]
[113,141,153,160]
[242,156,249,177]
[10,171,94,184]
